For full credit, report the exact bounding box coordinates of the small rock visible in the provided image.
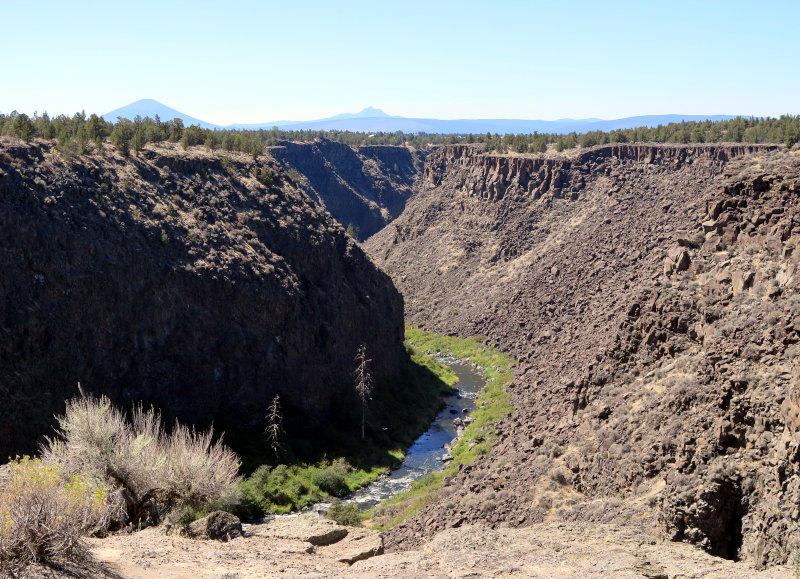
[186,511,242,542]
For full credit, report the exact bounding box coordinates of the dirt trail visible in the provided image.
[19,520,796,578]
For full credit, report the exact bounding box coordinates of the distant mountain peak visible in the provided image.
[357,106,388,117]
[324,107,391,121]
[104,100,738,135]
[102,99,218,129]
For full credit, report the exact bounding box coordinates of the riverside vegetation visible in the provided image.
[367,326,515,531]
[0,338,456,570]
[237,339,457,518]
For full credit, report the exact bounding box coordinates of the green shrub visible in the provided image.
[256,166,274,187]
[326,499,362,527]
[220,156,237,177]
[312,462,349,497]
[235,456,392,517]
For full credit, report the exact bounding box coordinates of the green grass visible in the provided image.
[404,325,514,472]
[366,325,516,530]
[368,471,444,531]
[236,458,390,516]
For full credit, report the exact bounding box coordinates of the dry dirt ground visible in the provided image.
[15,518,796,578]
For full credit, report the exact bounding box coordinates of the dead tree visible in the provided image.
[354,344,373,441]
[265,393,284,458]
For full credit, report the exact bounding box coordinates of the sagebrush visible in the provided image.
[41,393,241,526]
[0,456,116,569]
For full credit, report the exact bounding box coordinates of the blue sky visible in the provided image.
[1,0,798,124]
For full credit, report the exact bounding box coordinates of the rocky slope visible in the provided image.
[0,138,404,459]
[366,143,800,568]
[269,138,425,240]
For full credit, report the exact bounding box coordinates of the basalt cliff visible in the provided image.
[0,139,405,460]
[269,138,424,240]
[5,134,800,574]
[367,143,800,568]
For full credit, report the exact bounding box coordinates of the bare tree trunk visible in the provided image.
[265,394,284,458]
[354,344,373,441]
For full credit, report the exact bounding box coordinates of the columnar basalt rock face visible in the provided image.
[268,139,425,239]
[367,143,799,567]
[423,143,777,204]
[0,139,404,459]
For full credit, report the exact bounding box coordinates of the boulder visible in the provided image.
[249,514,348,546]
[703,233,725,252]
[665,247,691,275]
[327,527,384,565]
[721,225,739,246]
[707,199,725,219]
[677,229,705,248]
[187,511,243,541]
[732,270,755,295]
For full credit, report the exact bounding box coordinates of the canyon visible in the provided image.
[268,138,424,240]
[367,142,800,569]
[3,135,800,576]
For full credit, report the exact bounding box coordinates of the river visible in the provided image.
[312,357,485,513]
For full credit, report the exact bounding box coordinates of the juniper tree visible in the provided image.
[11,113,35,142]
[111,119,133,157]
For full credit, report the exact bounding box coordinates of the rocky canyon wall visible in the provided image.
[367,142,800,567]
[0,139,405,459]
[269,139,425,240]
